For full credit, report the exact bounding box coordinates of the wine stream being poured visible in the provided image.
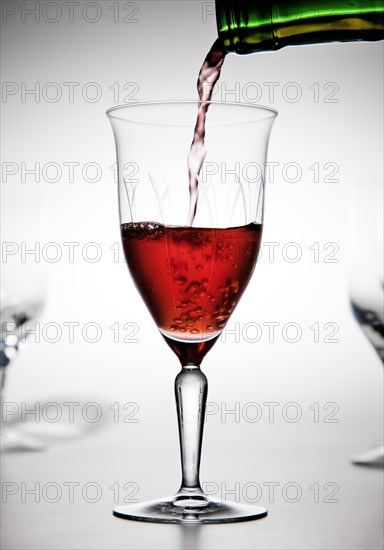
[187,40,227,226]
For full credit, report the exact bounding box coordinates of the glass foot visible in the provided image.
[0,426,46,453]
[113,493,267,524]
[351,444,384,467]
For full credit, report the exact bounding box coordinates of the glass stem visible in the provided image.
[175,365,207,495]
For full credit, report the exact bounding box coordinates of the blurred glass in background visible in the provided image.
[349,178,384,466]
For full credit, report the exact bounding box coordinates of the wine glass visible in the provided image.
[107,101,277,523]
[349,179,384,467]
[0,187,46,452]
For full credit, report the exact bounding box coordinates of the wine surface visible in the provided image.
[121,222,262,364]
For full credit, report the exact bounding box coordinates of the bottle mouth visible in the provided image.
[215,0,275,54]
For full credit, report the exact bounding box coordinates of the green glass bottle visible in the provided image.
[216,0,384,53]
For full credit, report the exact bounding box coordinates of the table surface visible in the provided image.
[1,398,383,550]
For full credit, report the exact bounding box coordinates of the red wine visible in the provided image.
[187,40,227,226]
[121,221,262,365]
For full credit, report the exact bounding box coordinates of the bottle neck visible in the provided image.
[216,0,384,54]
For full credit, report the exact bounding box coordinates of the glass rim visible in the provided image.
[106,100,278,126]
